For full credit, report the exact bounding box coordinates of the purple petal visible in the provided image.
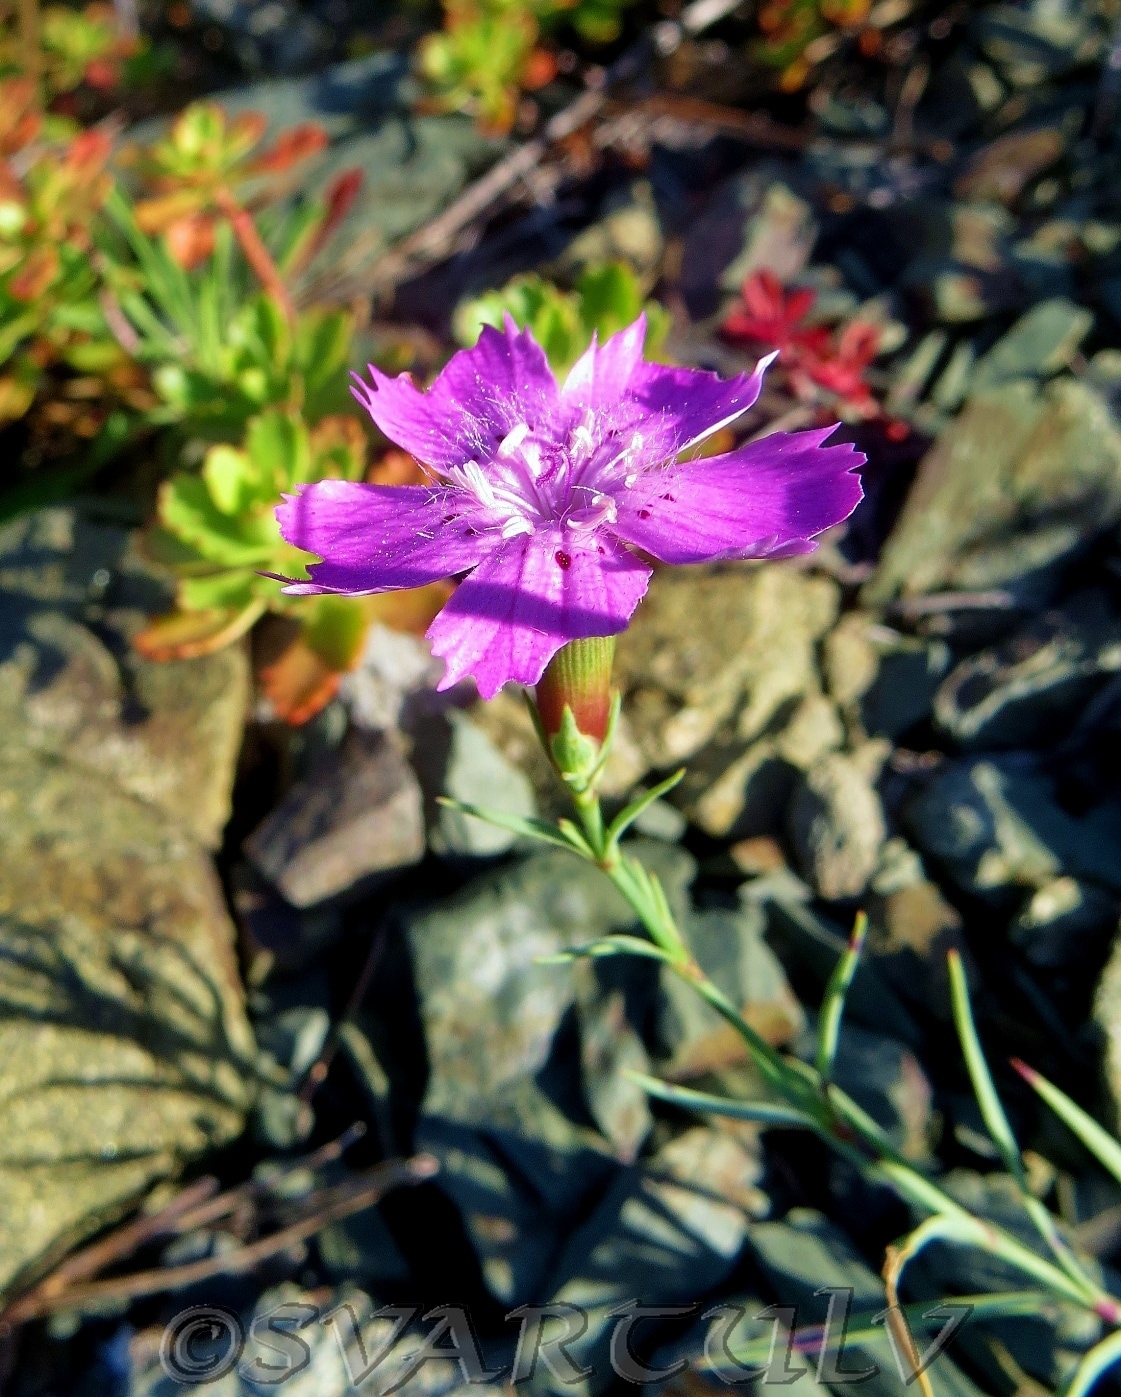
[426,529,651,698]
[625,351,776,452]
[275,479,490,593]
[610,425,864,565]
[562,315,647,414]
[352,318,562,471]
[562,318,773,456]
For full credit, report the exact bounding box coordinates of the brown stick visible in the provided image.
[215,186,296,322]
[0,1155,437,1325]
[359,0,750,301]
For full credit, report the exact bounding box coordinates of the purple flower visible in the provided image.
[276,315,864,699]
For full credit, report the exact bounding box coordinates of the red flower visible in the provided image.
[722,269,825,359]
[723,270,885,417]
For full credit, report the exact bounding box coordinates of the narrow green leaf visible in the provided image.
[435,798,589,855]
[947,949,1025,1184]
[628,1072,816,1128]
[604,769,686,848]
[1013,1059,1121,1192]
[535,934,678,967]
[814,910,868,1082]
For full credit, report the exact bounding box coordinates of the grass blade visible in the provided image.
[1013,1059,1121,1192]
[815,910,868,1081]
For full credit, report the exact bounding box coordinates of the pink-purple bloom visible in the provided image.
[275,315,864,699]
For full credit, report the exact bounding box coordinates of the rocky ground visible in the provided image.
[3,2,1121,1394]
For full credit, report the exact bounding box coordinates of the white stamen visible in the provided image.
[464,460,497,509]
[521,441,544,478]
[624,472,638,488]
[501,515,534,538]
[498,423,530,458]
[572,424,594,454]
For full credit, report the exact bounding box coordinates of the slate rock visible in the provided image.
[0,748,254,1301]
[659,903,805,1079]
[246,728,425,907]
[906,759,1121,899]
[576,978,653,1165]
[788,745,889,900]
[340,622,446,734]
[933,597,1121,748]
[615,565,839,769]
[407,841,695,1124]
[825,613,952,740]
[1012,877,1118,971]
[687,691,844,839]
[0,508,254,1299]
[744,1209,989,1397]
[420,709,538,859]
[954,128,1065,205]
[865,379,1121,607]
[828,1025,934,1161]
[0,509,249,850]
[529,1127,768,1396]
[971,298,1094,390]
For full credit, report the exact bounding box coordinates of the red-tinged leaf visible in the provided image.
[248,123,329,176]
[165,212,217,268]
[133,602,264,660]
[288,168,363,271]
[65,127,113,173]
[84,58,120,90]
[365,448,427,486]
[10,247,60,302]
[256,630,342,725]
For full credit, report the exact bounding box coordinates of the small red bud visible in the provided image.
[534,636,616,743]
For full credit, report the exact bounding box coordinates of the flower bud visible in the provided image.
[535,636,615,743]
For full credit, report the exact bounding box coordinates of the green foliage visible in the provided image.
[0,2,143,99]
[100,192,355,440]
[419,0,637,131]
[0,88,117,424]
[138,408,367,653]
[453,261,670,377]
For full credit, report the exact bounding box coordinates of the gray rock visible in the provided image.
[865,378,1121,607]
[972,298,1094,390]
[828,1025,934,1161]
[688,692,844,840]
[933,598,1121,748]
[407,841,695,1124]
[0,748,254,1301]
[0,509,249,849]
[340,622,445,733]
[530,1126,768,1396]
[615,565,839,770]
[1012,878,1118,969]
[906,759,1121,899]
[744,1210,989,1397]
[825,614,953,740]
[0,509,254,1299]
[415,1091,618,1307]
[576,978,653,1165]
[246,729,425,907]
[422,710,538,859]
[788,746,889,900]
[660,904,805,1079]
